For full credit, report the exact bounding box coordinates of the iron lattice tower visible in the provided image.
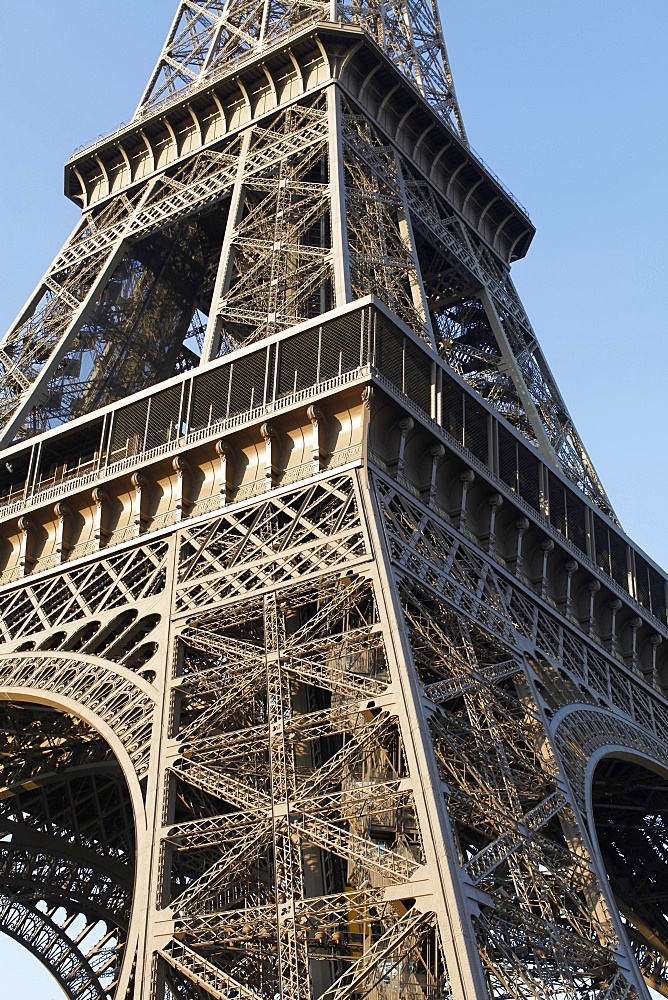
[0,4,666,1000]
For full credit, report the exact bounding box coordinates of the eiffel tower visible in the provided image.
[0,3,666,999]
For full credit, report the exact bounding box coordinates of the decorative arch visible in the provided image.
[0,652,159,999]
[552,704,668,998]
[551,704,667,820]
[0,895,111,1000]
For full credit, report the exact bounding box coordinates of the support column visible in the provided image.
[479,286,558,465]
[54,502,71,562]
[564,559,579,620]
[307,405,326,474]
[216,439,235,503]
[132,472,150,537]
[327,86,352,307]
[134,535,180,1000]
[395,152,435,347]
[18,516,33,576]
[172,456,190,520]
[513,516,530,579]
[92,488,107,549]
[429,443,445,505]
[458,469,475,531]
[396,415,414,478]
[261,422,279,489]
[201,129,253,363]
[361,475,491,1000]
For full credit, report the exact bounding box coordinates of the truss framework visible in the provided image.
[0,459,665,999]
[1,3,666,999]
[137,0,466,137]
[1,29,612,513]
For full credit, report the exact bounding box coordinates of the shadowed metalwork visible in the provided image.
[0,3,666,999]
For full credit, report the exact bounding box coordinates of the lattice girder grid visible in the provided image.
[159,462,644,996]
[0,97,336,446]
[0,450,664,998]
[398,158,615,515]
[135,467,461,999]
[0,142,239,443]
[1,0,665,990]
[209,108,334,349]
[1,64,613,520]
[137,0,466,139]
[369,470,668,998]
[165,596,450,998]
[0,701,139,999]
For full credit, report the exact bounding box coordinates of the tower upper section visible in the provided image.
[0,2,616,519]
[137,0,467,140]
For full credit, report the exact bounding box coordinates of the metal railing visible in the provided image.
[0,366,371,520]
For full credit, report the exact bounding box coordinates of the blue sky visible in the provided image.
[0,2,666,995]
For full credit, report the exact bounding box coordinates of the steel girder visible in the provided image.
[136,0,466,138]
[0,702,134,998]
[1,4,666,999]
[0,28,612,514]
[0,457,666,998]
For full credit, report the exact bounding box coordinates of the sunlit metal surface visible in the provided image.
[0,3,666,999]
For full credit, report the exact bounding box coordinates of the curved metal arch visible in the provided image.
[0,648,157,697]
[551,703,668,998]
[587,749,668,988]
[0,688,150,812]
[0,700,140,1000]
[584,745,668,823]
[0,754,133,999]
[551,703,668,820]
[0,839,132,930]
[0,649,158,776]
[0,894,112,1000]
[0,653,157,1000]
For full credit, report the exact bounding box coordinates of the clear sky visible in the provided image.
[0,2,666,996]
